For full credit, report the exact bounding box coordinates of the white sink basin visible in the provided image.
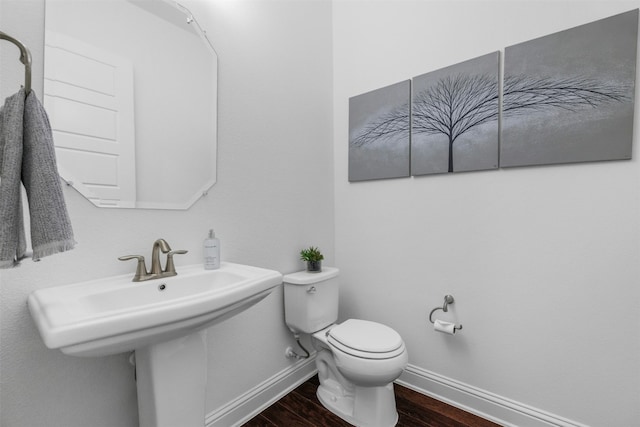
[28,262,283,357]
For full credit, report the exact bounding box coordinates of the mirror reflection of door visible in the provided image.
[45,32,136,208]
[44,0,218,210]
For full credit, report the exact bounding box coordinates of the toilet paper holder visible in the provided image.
[429,295,463,332]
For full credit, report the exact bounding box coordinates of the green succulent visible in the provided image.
[299,246,324,262]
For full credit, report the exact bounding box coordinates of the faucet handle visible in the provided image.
[165,250,188,275]
[118,255,148,282]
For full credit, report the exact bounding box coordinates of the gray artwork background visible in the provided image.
[501,10,637,167]
[349,80,410,182]
[411,52,500,175]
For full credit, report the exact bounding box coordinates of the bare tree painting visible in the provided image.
[501,9,637,167]
[348,10,637,180]
[412,52,500,174]
[349,80,411,182]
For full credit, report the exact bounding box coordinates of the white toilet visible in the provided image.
[283,267,408,427]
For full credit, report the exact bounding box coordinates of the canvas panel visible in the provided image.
[349,80,411,182]
[501,10,637,168]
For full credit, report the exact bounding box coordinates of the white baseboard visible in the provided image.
[205,356,317,427]
[397,364,590,427]
[205,359,588,427]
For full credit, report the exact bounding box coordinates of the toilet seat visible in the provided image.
[327,319,405,360]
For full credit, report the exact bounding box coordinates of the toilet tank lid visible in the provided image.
[283,267,339,285]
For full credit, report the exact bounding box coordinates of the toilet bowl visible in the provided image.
[283,268,408,427]
[312,320,408,427]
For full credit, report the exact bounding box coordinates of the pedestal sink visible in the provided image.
[27,262,283,427]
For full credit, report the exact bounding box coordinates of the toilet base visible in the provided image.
[317,381,399,427]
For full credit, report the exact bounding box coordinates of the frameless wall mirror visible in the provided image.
[44,0,217,209]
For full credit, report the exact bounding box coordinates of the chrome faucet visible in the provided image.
[119,239,188,282]
[150,238,171,275]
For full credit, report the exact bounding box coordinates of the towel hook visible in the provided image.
[0,30,32,93]
[429,295,462,331]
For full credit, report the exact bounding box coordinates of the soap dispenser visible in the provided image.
[203,229,220,270]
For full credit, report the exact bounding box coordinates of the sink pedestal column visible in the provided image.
[135,330,208,427]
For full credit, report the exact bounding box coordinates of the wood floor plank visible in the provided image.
[280,391,352,427]
[292,377,323,401]
[241,414,277,427]
[395,385,502,427]
[242,375,503,427]
[259,401,315,427]
[395,386,468,427]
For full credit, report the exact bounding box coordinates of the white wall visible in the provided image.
[4,1,640,426]
[0,1,333,426]
[333,1,640,426]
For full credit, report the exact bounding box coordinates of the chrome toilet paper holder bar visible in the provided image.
[429,295,463,331]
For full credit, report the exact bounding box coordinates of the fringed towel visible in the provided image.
[0,88,76,268]
[0,89,27,268]
[23,90,76,259]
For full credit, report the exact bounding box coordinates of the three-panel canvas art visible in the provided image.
[348,10,638,182]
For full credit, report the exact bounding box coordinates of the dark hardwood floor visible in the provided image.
[241,375,503,427]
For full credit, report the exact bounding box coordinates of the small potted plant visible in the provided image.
[300,246,324,272]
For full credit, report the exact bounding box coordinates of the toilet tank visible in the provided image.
[283,267,339,334]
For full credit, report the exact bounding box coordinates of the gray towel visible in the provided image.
[0,89,27,268]
[0,89,75,268]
